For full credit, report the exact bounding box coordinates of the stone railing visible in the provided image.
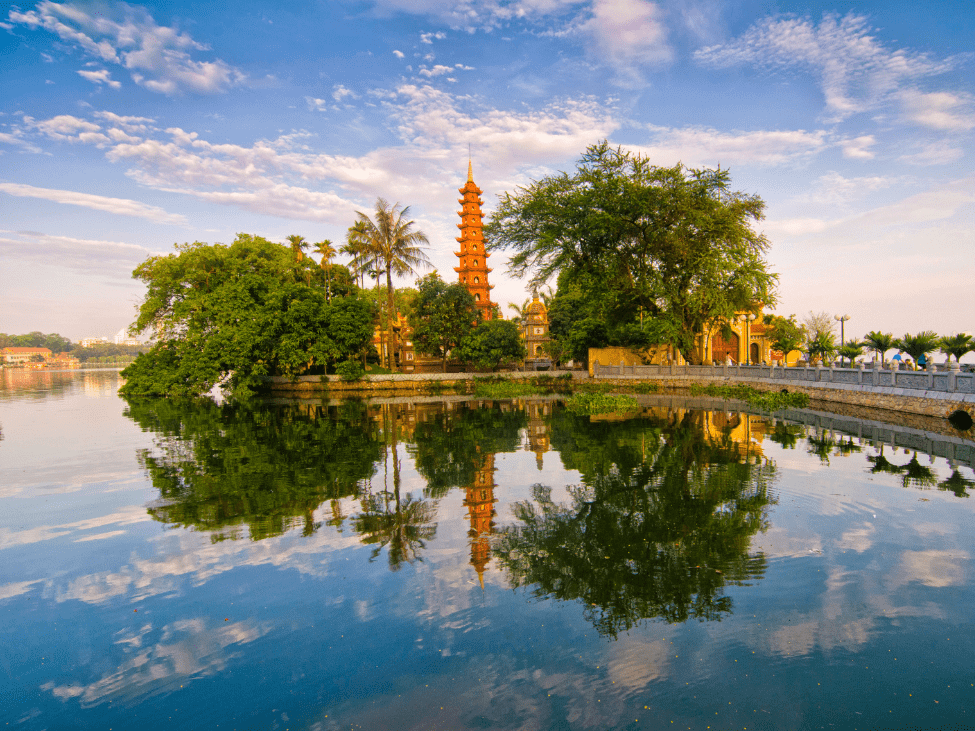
[591,360,975,396]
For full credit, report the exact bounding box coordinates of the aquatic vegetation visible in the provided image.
[690,383,809,410]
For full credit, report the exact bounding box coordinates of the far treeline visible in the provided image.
[0,332,148,362]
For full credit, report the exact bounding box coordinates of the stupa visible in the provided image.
[454,161,494,320]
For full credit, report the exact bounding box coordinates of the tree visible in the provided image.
[802,311,835,341]
[863,331,895,366]
[837,340,864,367]
[119,234,375,398]
[506,298,531,332]
[764,314,806,364]
[314,239,337,301]
[354,199,431,371]
[895,331,940,369]
[939,333,974,364]
[495,409,774,636]
[408,273,481,372]
[486,141,777,363]
[805,332,836,363]
[456,319,526,372]
[342,222,372,289]
[286,234,308,263]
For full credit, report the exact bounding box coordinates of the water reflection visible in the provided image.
[496,409,776,636]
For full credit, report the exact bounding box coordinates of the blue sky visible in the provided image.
[1,0,972,343]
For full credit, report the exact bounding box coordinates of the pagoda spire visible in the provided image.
[454,161,494,320]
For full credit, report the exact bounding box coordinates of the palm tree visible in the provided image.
[837,339,864,367]
[354,199,431,371]
[863,331,895,366]
[894,331,940,370]
[507,298,531,333]
[805,332,836,364]
[342,221,373,289]
[313,239,337,301]
[939,333,974,364]
[285,234,308,263]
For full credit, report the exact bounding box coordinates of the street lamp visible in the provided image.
[835,314,850,366]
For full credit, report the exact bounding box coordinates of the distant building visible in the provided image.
[522,296,552,369]
[2,347,52,366]
[79,337,109,348]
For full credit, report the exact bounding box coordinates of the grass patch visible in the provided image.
[473,381,541,398]
[565,392,639,415]
[628,382,659,394]
[690,383,809,410]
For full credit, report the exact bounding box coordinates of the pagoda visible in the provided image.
[454,161,494,320]
[463,449,498,589]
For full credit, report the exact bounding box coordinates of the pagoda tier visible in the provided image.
[454,160,494,320]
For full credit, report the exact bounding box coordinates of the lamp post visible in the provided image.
[835,314,850,366]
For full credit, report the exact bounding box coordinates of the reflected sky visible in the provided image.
[1,371,973,730]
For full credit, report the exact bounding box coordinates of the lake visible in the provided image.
[1,369,973,730]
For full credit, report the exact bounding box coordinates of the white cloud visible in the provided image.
[694,13,958,121]
[332,84,359,102]
[420,31,446,44]
[77,68,122,88]
[8,1,245,95]
[576,0,672,86]
[305,96,328,112]
[0,130,44,153]
[898,141,964,166]
[418,64,454,78]
[28,113,101,140]
[803,171,900,205]
[840,135,876,159]
[393,49,405,58]
[0,230,157,276]
[638,124,828,167]
[0,183,187,224]
[899,89,975,132]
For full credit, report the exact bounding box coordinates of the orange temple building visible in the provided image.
[464,448,498,589]
[454,161,495,320]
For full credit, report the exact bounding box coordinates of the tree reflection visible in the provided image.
[495,409,775,637]
[407,401,526,498]
[352,404,438,570]
[125,398,384,540]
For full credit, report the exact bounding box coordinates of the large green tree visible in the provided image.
[456,319,526,372]
[354,199,431,371]
[863,330,895,366]
[764,314,806,364]
[486,141,777,363]
[408,273,481,372]
[895,331,940,368]
[119,234,375,398]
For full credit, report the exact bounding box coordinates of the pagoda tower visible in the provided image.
[454,161,494,320]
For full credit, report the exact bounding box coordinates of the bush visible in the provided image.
[335,360,365,381]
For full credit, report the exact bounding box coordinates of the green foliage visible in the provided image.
[495,410,775,635]
[408,273,480,371]
[764,314,806,361]
[0,331,73,352]
[630,382,660,394]
[805,332,836,362]
[473,381,539,398]
[863,331,895,365]
[119,234,375,398]
[70,343,147,362]
[336,359,365,381]
[939,333,974,363]
[456,319,525,371]
[124,397,384,540]
[407,402,527,498]
[354,198,432,370]
[837,341,864,365]
[564,392,639,415]
[894,331,940,365]
[690,384,809,410]
[486,140,778,362]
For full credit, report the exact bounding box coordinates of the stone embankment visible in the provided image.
[592,362,975,421]
[266,363,974,426]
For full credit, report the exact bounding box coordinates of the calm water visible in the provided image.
[1,370,973,731]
